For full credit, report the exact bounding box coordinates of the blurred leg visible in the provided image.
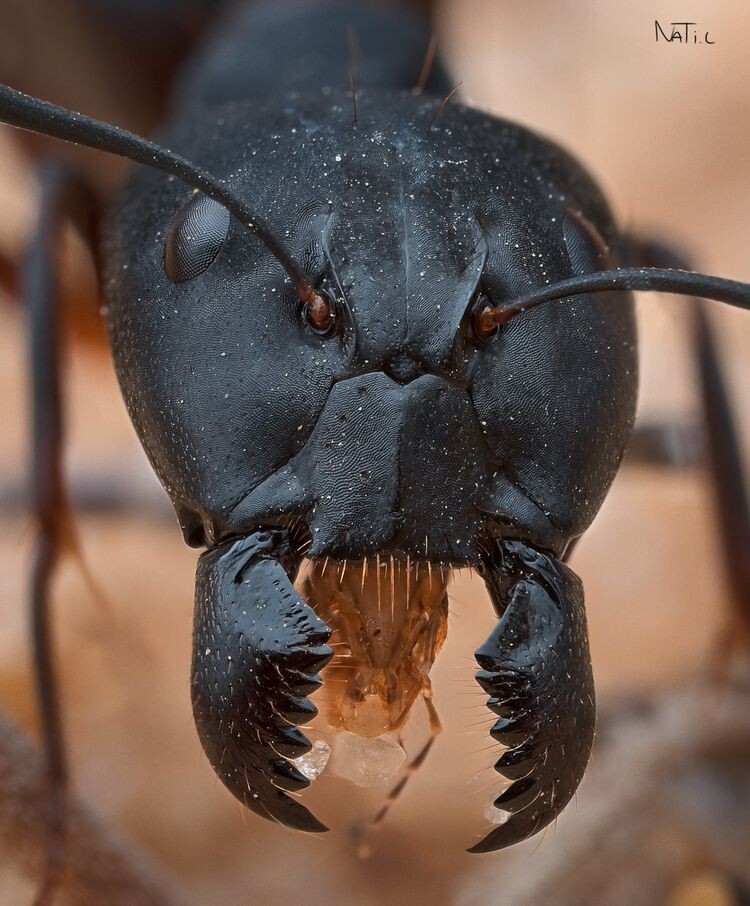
[623,418,704,470]
[355,688,442,858]
[23,160,99,905]
[626,234,750,654]
[692,306,750,655]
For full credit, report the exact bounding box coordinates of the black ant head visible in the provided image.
[104,91,637,562]
[1,84,747,564]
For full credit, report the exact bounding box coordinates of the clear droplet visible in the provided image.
[330,732,406,788]
[484,804,512,825]
[294,739,331,781]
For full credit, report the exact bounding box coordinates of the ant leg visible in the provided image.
[626,234,750,656]
[356,687,442,858]
[620,234,707,471]
[0,246,17,297]
[692,306,750,660]
[23,160,99,906]
[623,418,704,470]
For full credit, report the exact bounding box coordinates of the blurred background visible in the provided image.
[0,1,749,903]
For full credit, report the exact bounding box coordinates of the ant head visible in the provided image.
[103,91,638,555]
[2,84,748,559]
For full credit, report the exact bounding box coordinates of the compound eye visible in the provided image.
[304,289,337,335]
[472,289,499,342]
[164,194,230,283]
[563,208,611,276]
